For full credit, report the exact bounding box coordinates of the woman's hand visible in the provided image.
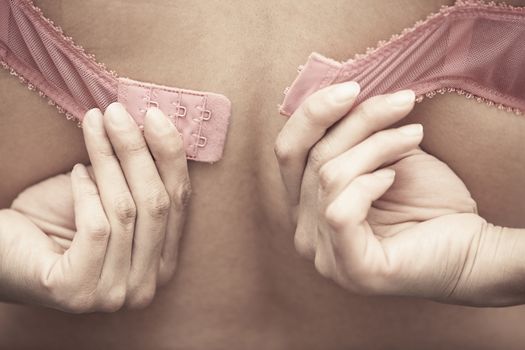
[0,103,190,313]
[275,82,524,306]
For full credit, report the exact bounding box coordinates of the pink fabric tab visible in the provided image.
[116,78,231,163]
[279,53,341,117]
[280,0,525,117]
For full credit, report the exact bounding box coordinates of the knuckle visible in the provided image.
[302,92,332,123]
[163,139,184,157]
[336,258,389,296]
[314,253,331,279]
[308,140,331,170]
[366,263,399,296]
[144,188,171,218]
[458,197,478,214]
[318,162,336,191]
[84,217,111,242]
[122,140,148,155]
[379,261,400,283]
[158,261,177,287]
[96,144,116,159]
[347,200,368,225]
[126,285,157,310]
[114,194,137,225]
[274,136,293,164]
[61,296,94,314]
[324,202,347,231]
[353,100,378,125]
[169,180,192,211]
[302,98,321,123]
[467,198,478,214]
[100,286,127,312]
[337,265,365,293]
[348,280,374,296]
[347,274,383,297]
[152,131,184,158]
[80,180,99,197]
[294,230,315,260]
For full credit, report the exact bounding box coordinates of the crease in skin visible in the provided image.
[10,174,76,247]
[280,0,525,118]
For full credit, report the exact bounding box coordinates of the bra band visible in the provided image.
[0,0,232,163]
[280,0,525,117]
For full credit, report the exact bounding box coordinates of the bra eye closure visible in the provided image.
[174,105,187,118]
[139,96,160,113]
[193,108,211,122]
[192,134,208,148]
[201,109,212,121]
[146,99,159,109]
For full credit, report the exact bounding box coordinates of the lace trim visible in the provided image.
[415,87,523,116]
[0,58,82,127]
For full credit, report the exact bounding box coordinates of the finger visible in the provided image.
[143,107,191,286]
[293,90,416,259]
[67,163,110,281]
[324,168,395,291]
[319,123,424,202]
[275,81,361,204]
[314,219,338,280]
[103,103,168,304]
[82,108,135,293]
[307,90,416,175]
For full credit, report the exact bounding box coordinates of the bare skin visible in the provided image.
[1,0,525,349]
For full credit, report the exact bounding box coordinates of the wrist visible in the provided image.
[464,221,525,306]
[0,209,16,302]
[0,209,47,305]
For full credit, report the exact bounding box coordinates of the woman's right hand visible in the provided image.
[0,103,191,313]
[273,83,496,305]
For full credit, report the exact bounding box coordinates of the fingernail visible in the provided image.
[73,163,89,178]
[332,81,360,103]
[387,90,415,106]
[399,123,423,136]
[375,168,396,179]
[145,107,171,132]
[107,103,132,127]
[84,108,103,129]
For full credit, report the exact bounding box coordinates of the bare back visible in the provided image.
[1,0,525,348]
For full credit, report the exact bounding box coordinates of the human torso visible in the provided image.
[1,0,525,349]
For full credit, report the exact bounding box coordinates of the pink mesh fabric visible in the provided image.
[0,0,232,163]
[280,0,525,117]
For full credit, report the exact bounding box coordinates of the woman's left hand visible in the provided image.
[275,82,521,306]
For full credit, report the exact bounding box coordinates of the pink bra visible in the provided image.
[0,0,231,163]
[1,0,524,163]
[280,0,525,117]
